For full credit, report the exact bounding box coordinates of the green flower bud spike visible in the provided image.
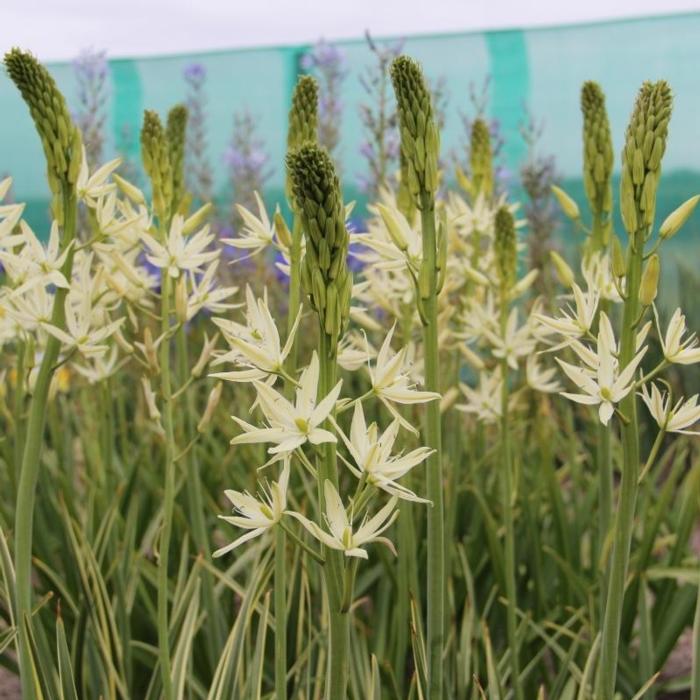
[620,81,673,235]
[4,49,83,700]
[611,234,626,278]
[390,56,441,205]
[286,143,352,351]
[286,75,319,205]
[4,48,83,225]
[287,75,318,150]
[141,110,174,225]
[166,104,188,215]
[639,253,660,306]
[598,80,673,700]
[550,250,575,288]
[581,82,614,220]
[470,117,494,200]
[495,206,518,291]
[391,54,445,700]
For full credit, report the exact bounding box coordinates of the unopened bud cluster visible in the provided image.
[166,104,188,215]
[494,207,517,290]
[141,110,174,224]
[4,48,83,222]
[581,81,613,216]
[286,143,352,347]
[620,81,672,234]
[390,56,440,202]
[287,76,319,150]
[470,118,493,199]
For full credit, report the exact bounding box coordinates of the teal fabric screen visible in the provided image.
[2,11,700,268]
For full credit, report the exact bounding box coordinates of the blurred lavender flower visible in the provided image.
[357,32,404,199]
[72,48,109,168]
[520,109,560,301]
[183,62,214,205]
[301,39,347,162]
[224,110,272,229]
[116,123,141,187]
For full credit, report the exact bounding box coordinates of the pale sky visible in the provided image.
[4,0,700,61]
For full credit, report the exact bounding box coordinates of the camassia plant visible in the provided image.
[1,48,699,700]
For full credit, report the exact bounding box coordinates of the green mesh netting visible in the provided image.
[2,11,700,276]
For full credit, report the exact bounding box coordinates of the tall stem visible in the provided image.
[597,294,613,631]
[419,191,444,699]
[175,327,222,669]
[598,229,644,699]
[692,582,700,700]
[13,339,26,490]
[157,273,175,700]
[318,332,350,700]
[14,188,77,700]
[498,297,523,700]
[275,214,303,700]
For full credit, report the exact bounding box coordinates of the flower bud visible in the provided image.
[639,254,660,306]
[470,118,493,200]
[166,104,188,214]
[114,327,134,355]
[197,382,222,432]
[175,276,188,324]
[377,204,408,251]
[113,173,145,205]
[494,207,517,290]
[182,202,213,235]
[273,208,293,249]
[286,75,318,205]
[142,327,159,374]
[141,377,161,420]
[611,235,626,278]
[440,386,459,413]
[581,81,613,216]
[551,185,580,221]
[287,143,352,347]
[620,81,673,234]
[4,49,82,224]
[192,333,218,378]
[549,251,574,287]
[458,343,485,371]
[659,194,700,240]
[391,56,441,201]
[141,110,173,224]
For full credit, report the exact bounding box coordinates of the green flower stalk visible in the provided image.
[166,104,188,215]
[470,117,494,200]
[288,144,352,352]
[274,76,319,700]
[581,82,615,623]
[168,101,224,670]
[597,80,672,700]
[5,48,82,700]
[286,74,319,351]
[581,81,613,249]
[286,75,319,201]
[141,109,177,700]
[494,206,523,700]
[5,49,82,225]
[286,142,351,700]
[391,55,444,699]
[141,110,174,225]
